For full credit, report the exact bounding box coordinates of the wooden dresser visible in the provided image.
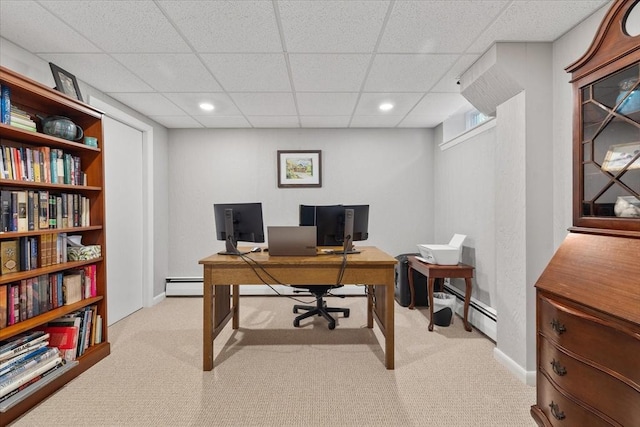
[531,1,640,425]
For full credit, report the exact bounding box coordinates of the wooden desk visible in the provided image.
[406,256,474,332]
[198,246,397,370]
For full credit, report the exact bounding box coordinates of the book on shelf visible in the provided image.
[0,346,58,383]
[0,359,76,411]
[0,190,11,231]
[0,331,48,362]
[62,272,82,305]
[0,345,48,375]
[0,355,62,399]
[0,284,7,329]
[37,326,78,362]
[0,85,10,125]
[0,239,19,275]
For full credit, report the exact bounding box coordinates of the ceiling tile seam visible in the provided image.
[460,0,515,57]
[272,0,301,128]
[347,0,397,128]
[152,0,253,128]
[33,0,103,54]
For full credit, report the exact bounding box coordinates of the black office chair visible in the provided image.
[292,285,349,330]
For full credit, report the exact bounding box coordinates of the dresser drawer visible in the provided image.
[540,337,640,427]
[537,372,616,427]
[538,294,640,387]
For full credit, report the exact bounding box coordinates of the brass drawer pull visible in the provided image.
[551,359,567,376]
[550,319,566,334]
[549,401,566,420]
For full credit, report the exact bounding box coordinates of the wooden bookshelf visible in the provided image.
[0,65,110,426]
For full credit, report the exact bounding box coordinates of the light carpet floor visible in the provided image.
[11,295,536,426]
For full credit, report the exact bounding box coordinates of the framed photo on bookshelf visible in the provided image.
[601,142,640,172]
[49,62,83,102]
[277,150,322,188]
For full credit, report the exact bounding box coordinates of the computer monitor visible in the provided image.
[214,202,265,255]
[299,204,369,253]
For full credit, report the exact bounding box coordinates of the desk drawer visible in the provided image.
[539,337,640,426]
[537,372,616,427]
[538,294,640,386]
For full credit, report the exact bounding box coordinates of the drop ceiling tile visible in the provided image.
[194,116,252,128]
[247,116,300,128]
[468,1,610,53]
[296,93,359,116]
[289,54,371,91]
[230,93,297,116]
[158,0,282,52]
[354,92,424,116]
[149,116,204,129]
[365,54,458,92]
[299,116,352,128]
[278,0,389,52]
[163,92,241,116]
[350,116,403,127]
[379,1,508,53]
[41,0,190,53]
[38,54,154,93]
[400,93,472,128]
[200,54,291,92]
[0,1,100,53]
[107,93,186,116]
[113,54,222,92]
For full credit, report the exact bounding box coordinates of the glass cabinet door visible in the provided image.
[580,62,640,219]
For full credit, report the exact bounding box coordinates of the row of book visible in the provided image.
[6,105,37,132]
[0,330,75,411]
[0,144,86,186]
[0,189,91,233]
[0,232,69,276]
[1,84,37,133]
[0,265,97,329]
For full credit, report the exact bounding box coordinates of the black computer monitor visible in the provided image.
[299,204,369,253]
[214,202,265,255]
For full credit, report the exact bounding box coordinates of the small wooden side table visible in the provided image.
[407,256,474,332]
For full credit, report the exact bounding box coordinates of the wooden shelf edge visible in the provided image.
[0,342,110,426]
[0,258,104,286]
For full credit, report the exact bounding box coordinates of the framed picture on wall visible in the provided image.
[49,62,83,102]
[277,150,322,188]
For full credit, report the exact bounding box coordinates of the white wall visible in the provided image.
[167,128,435,277]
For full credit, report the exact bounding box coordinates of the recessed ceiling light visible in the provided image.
[379,103,394,111]
[199,102,214,111]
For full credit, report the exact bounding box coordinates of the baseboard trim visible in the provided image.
[493,347,537,386]
[443,284,497,342]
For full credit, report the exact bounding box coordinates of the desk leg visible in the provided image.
[385,280,395,370]
[408,266,416,310]
[366,285,374,328]
[463,278,472,332]
[203,281,214,371]
[232,284,240,329]
[427,277,435,332]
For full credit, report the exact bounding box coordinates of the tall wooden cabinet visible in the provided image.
[531,1,640,426]
[0,66,109,425]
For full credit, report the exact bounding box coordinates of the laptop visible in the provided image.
[267,226,317,256]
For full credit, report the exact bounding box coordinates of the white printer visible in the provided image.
[417,234,466,265]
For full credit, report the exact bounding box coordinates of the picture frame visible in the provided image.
[277,150,322,188]
[601,142,640,172]
[49,62,83,102]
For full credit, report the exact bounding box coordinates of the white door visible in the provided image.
[103,116,144,325]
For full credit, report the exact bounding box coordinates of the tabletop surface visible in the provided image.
[199,246,397,266]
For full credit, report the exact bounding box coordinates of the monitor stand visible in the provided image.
[218,237,248,255]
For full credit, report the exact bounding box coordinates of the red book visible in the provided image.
[40,326,78,350]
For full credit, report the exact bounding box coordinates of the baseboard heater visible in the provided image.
[165,277,365,297]
[443,282,497,342]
